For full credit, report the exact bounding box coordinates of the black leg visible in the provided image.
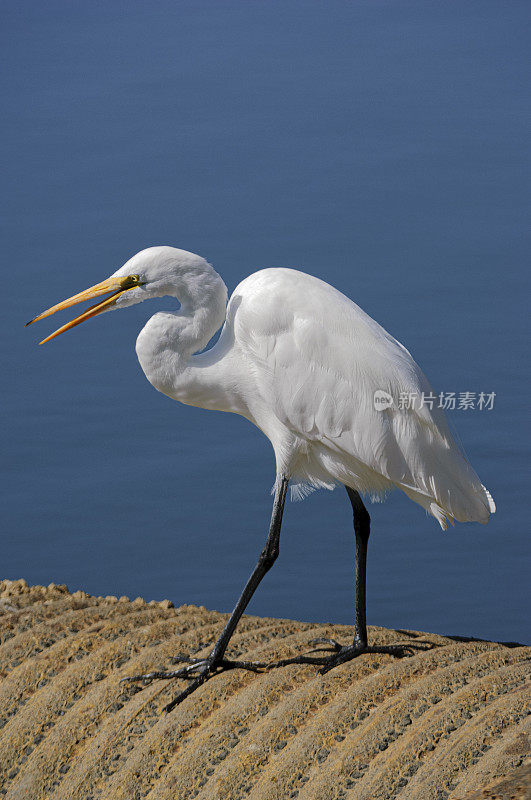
[346,486,370,649]
[121,475,289,711]
[210,475,289,661]
[271,486,414,673]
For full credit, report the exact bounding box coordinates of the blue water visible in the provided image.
[2,1,529,644]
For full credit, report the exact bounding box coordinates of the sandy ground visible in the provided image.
[0,578,528,800]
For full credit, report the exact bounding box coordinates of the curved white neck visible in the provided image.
[135,266,228,402]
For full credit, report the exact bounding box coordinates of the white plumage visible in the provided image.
[27,244,496,707]
[114,246,494,530]
[28,244,495,529]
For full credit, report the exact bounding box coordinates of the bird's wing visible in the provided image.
[229,268,493,527]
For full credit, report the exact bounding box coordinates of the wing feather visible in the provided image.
[230,268,493,526]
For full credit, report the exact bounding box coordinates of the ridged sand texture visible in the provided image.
[0,579,528,800]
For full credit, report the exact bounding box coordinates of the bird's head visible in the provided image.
[26,246,215,344]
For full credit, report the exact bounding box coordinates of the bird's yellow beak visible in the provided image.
[25,274,143,344]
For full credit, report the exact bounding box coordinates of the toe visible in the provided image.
[308,637,342,651]
[222,658,267,673]
[163,675,206,712]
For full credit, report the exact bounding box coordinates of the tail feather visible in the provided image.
[482,484,496,514]
[400,472,495,530]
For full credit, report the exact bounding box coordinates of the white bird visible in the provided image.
[27,246,495,710]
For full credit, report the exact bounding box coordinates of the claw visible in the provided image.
[308,637,342,651]
[119,654,268,711]
[269,637,416,673]
[371,644,415,657]
[160,657,267,712]
[119,659,210,684]
[180,659,209,673]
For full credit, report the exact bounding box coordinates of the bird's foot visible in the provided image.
[270,637,414,675]
[120,652,268,712]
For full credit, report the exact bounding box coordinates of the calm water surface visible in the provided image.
[2,1,529,643]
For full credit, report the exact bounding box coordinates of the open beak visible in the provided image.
[25,274,142,344]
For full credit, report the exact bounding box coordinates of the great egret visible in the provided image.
[27,246,495,711]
